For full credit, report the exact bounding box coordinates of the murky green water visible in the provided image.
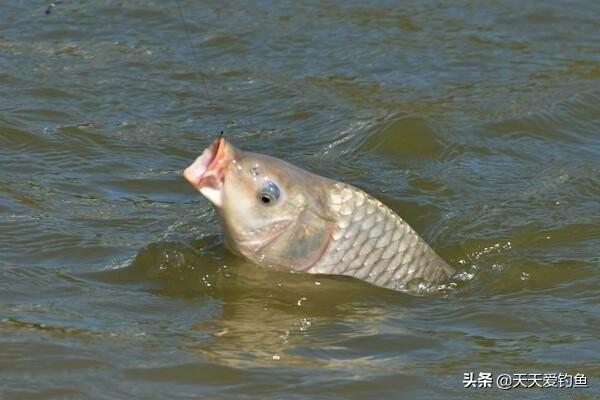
[1,1,599,398]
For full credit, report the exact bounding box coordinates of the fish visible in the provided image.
[183,137,455,293]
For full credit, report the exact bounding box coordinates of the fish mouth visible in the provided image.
[183,137,232,207]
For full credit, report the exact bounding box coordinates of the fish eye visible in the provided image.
[258,180,280,205]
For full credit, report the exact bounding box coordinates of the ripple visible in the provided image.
[358,116,444,161]
[124,362,249,385]
[1,0,600,398]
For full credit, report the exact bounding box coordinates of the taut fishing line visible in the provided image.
[173,0,225,138]
[173,0,202,72]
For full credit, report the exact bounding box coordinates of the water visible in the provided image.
[1,1,599,398]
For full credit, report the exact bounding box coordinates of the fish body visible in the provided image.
[183,138,454,293]
[310,182,454,292]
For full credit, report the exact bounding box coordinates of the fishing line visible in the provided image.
[173,0,202,69]
[173,0,225,138]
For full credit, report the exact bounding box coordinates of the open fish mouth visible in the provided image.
[183,137,232,207]
[183,137,225,188]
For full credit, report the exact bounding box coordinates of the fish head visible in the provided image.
[183,138,334,269]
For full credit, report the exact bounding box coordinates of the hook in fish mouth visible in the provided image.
[183,137,234,207]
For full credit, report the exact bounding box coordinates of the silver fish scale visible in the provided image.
[310,183,454,292]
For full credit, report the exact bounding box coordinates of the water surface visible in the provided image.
[1,1,599,399]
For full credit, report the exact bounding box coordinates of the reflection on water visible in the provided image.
[1,0,599,399]
[92,240,414,369]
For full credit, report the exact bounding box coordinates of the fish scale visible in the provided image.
[310,182,454,292]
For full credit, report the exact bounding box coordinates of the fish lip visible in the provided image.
[183,137,226,189]
[184,137,235,208]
